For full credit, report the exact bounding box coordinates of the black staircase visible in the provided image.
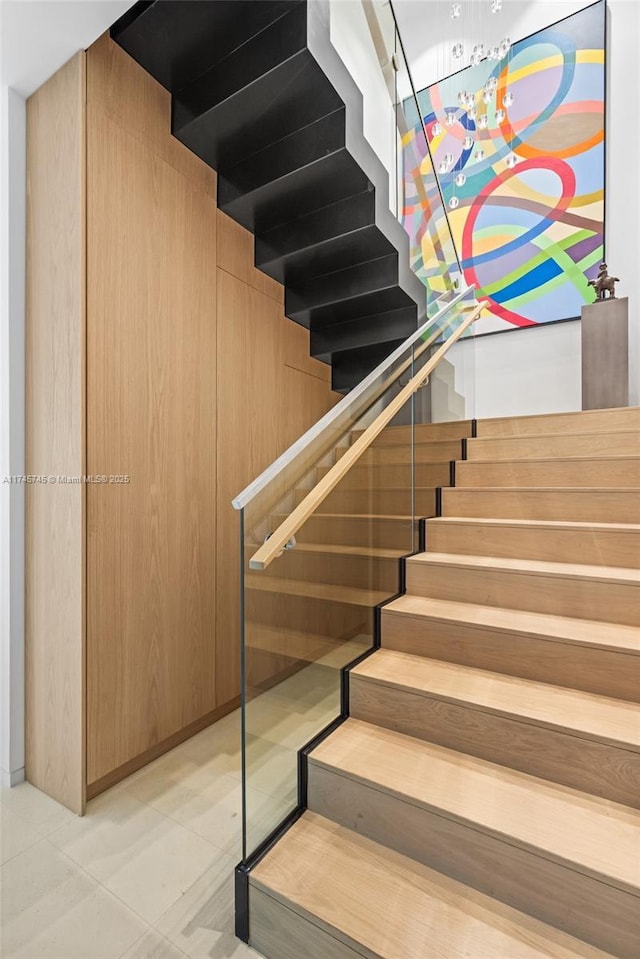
[111,0,427,392]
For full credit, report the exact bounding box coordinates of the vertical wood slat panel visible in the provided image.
[86,106,218,786]
[25,52,87,814]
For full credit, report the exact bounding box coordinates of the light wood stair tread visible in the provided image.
[274,512,413,521]
[352,649,640,750]
[246,574,391,607]
[310,720,640,895]
[383,594,640,653]
[430,517,640,533]
[246,625,369,669]
[252,811,616,959]
[409,550,640,585]
[471,429,640,442]
[461,455,640,466]
[290,543,406,559]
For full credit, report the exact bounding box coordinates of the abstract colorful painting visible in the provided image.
[403,1,605,333]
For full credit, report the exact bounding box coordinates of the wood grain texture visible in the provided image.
[350,651,639,806]
[441,487,640,523]
[381,595,640,701]
[25,52,87,814]
[476,407,639,438]
[86,33,215,196]
[456,457,640,489]
[405,552,640,625]
[352,420,473,444]
[467,431,640,460]
[215,268,338,703]
[309,720,640,894]
[86,107,218,785]
[425,517,640,568]
[249,885,366,959]
[252,811,621,959]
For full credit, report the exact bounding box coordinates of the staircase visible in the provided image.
[247,406,640,959]
[110,0,429,392]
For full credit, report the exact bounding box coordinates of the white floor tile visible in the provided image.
[155,856,262,959]
[48,791,221,924]
[119,929,188,959]
[0,783,76,837]
[1,840,146,959]
[1,804,42,864]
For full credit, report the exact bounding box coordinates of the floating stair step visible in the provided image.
[246,624,368,673]
[317,461,451,488]
[477,406,640,438]
[307,720,640,958]
[246,573,390,608]
[467,430,640,461]
[425,517,640,567]
[331,338,407,394]
[382,594,640,701]
[350,648,639,806]
[442,487,640,523]
[354,438,464,464]
[310,305,417,361]
[352,419,473,443]
[173,10,343,170]
[456,456,640,488]
[273,512,416,550]
[302,485,437,515]
[250,811,617,959]
[287,253,398,318]
[274,542,404,592]
[405,551,640,625]
[256,192,389,284]
[111,0,302,92]
[218,111,371,234]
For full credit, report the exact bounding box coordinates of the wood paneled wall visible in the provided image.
[26,35,338,806]
[26,53,87,814]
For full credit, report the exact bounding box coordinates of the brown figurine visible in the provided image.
[588,262,620,300]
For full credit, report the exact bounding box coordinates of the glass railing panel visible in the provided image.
[239,296,480,860]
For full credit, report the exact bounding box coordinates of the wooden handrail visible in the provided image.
[249,303,483,570]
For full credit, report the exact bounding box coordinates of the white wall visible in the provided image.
[1,87,26,787]
[394,0,639,416]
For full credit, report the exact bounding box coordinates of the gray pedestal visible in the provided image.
[581,296,629,410]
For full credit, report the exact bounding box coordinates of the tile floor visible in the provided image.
[1,663,343,959]
[1,710,263,959]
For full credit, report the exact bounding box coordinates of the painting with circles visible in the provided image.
[403,0,605,334]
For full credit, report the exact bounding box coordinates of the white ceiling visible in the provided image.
[392,0,590,90]
[0,0,133,97]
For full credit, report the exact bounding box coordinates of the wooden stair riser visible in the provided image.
[467,431,640,461]
[277,549,401,592]
[357,440,463,464]
[309,487,436,515]
[276,513,416,550]
[381,608,640,702]
[246,588,374,640]
[307,763,639,959]
[249,885,363,959]
[425,518,640,568]
[349,676,639,807]
[352,421,472,444]
[405,560,639,625]
[441,488,640,523]
[456,458,640,489]
[477,407,640,438]
[317,462,451,488]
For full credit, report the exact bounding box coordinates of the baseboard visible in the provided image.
[86,697,241,800]
[1,765,26,788]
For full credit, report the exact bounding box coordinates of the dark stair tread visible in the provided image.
[111,0,302,92]
[219,146,372,236]
[332,340,407,394]
[311,305,417,361]
[286,253,399,315]
[290,285,417,331]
